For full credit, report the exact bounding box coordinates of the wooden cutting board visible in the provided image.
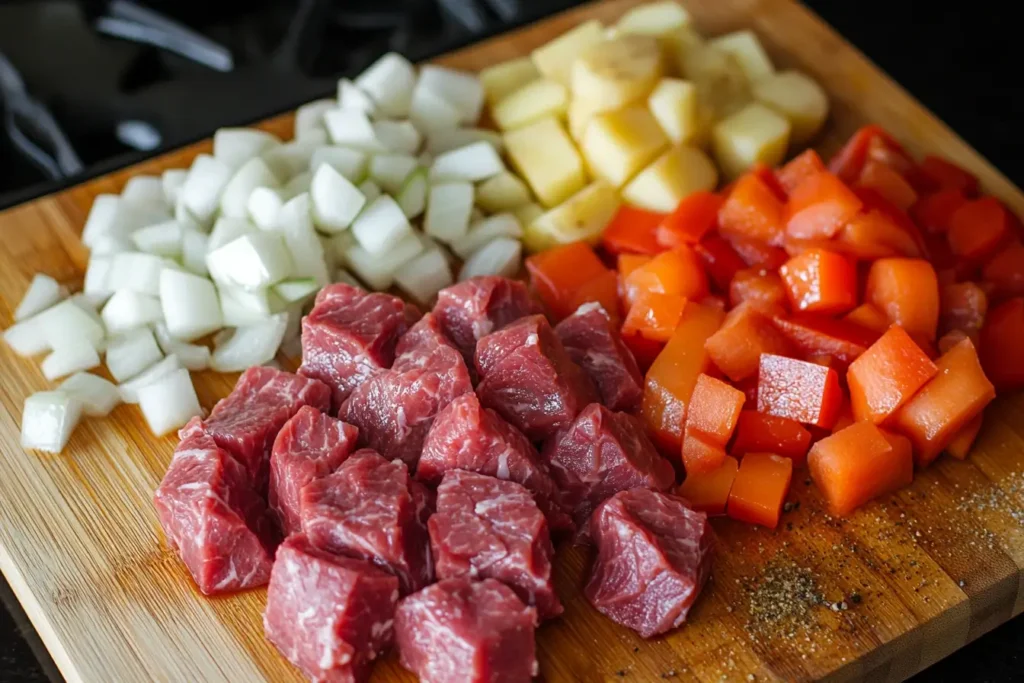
[1,0,1022,681]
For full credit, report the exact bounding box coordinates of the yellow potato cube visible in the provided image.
[615,1,692,37]
[752,70,829,146]
[523,181,621,252]
[709,30,775,84]
[581,107,669,188]
[492,79,569,131]
[476,172,532,213]
[570,35,664,110]
[514,202,545,239]
[647,78,701,144]
[663,25,706,76]
[712,102,791,180]
[480,57,540,106]
[622,146,718,213]
[684,44,750,119]
[567,97,605,141]
[531,20,605,86]
[504,117,587,208]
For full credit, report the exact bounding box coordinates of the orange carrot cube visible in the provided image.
[677,456,739,515]
[847,326,938,424]
[727,453,793,528]
[622,291,687,343]
[731,410,813,467]
[866,258,940,341]
[779,248,858,315]
[757,354,843,429]
[718,173,786,246]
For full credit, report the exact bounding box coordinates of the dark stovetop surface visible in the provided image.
[0,1,1021,681]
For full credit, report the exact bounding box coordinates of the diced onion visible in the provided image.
[429,141,504,183]
[81,195,121,247]
[372,120,422,155]
[121,175,166,208]
[179,154,233,224]
[418,65,485,125]
[458,237,522,280]
[424,182,474,243]
[90,234,135,255]
[247,187,284,230]
[310,164,367,233]
[278,193,331,286]
[344,233,424,290]
[337,79,377,116]
[4,317,49,357]
[153,322,211,372]
[354,52,416,119]
[452,213,524,259]
[14,274,66,321]
[119,354,183,404]
[138,368,202,436]
[181,229,209,276]
[213,128,280,170]
[410,83,462,135]
[107,252,165,297]
[219,157,280,218]
[160,269,223,341]
[59,373,121,417]
[219,285,274,327]
[396,169,428,219]
[83,256,114,302]
[426,128,503,156]
[131,220,183,257]
[101,290,163,335]
[273,278,319,304]
[39,299,106,351]
[369,154,418,195]
[211,313,288,372]
[394,249,453,305]
[105,328,163,382]
[207,216,256,252]
[358,180,382,204]
[21,391,82,453]
[351,195,413,254]
[206,232,293,290]
[261,139,320,181]
[162,169,188,206]
[294,99,335,140]
[41,341,101,381]
[309,146,368,183]
[323,109,384,152]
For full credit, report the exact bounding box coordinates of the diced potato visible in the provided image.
[480,57,541,105]
[708,30,775,84]
[504,117,587,208]
[492,79,569,131]
[663,25,706,76]
[570,35,664,110]
[622,146,718,213]
[522,181,621,252]
[531,20,605,86]
[647,78,702,145]
[581,106,669,188]
[476,172,532,213]
[615,1,692,38]
[566,98,601,142]
[514,202,545,236]
[752,70,829,146]
[684,44,751,120]
[712,102,791,179]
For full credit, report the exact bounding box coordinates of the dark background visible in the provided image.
[1,0,1022,680]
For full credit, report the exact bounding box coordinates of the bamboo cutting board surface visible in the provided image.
[1,0,1023,681]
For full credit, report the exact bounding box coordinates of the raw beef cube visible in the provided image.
[264,534,399,683]
[396,577,538,683]
[395,311,452,358]
[188,366,331,489]
[555,302,644,412]
[300,449,433,594]
[268,406,359,536]
[418,393,572,532]
[585,488,713,638]
[340,314,473,466]
[300,283,421,409]
[543,403,675,527]
[433,276,540,366]
[429,470,562,619]
[475,314,598,441]
[153,427,277,595]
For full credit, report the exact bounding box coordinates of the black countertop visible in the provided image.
[1,1,1021,681]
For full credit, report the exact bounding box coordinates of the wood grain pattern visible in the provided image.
[1,1,1022,681]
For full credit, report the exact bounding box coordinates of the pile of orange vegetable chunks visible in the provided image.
[526,125,1024,528]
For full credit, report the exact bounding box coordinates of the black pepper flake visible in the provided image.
[616,670,627,677]
[661,671,678,679]
[633,647,640,653]
[850,592,862,604]
[783,502,794,513]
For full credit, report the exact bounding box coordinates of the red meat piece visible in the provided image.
[263,534,399,683]
[300,450,433,594]
[554,302,644,412]
[542,404,675,527]
[475,314,598,441]
[153,425,277,595]
[268,406,359,536]
[585,488,714,638]
[395,577,538,683]
[429,470,562,619]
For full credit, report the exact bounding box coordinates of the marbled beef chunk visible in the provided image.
[543,403,675,527]
[340,314,473,467]
[555,302,644,412]
[418,393,572,532]
[429,470,562,619]
[585,489,713,638]
[299,283,420,409]
[153,425,277,595]
[268,406,359,536]
[432,276,539,368]
[396,577,538,683]
[264,534,399,683]
[300,449,433,594]
[475,314,598,441]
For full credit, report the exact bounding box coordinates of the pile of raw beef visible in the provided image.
[153,276,714,683]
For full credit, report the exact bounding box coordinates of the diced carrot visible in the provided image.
[938,329,972,355]
[847,326,938,424]
[829,125,908,184]
[718,173,786,246]
[526,243,609,320]
[731,410,812,467]
[917,156,979,195]
[622,332,664,373]
[911,189,968,234]
[701,294,728,312]
[705,303,793,382]
[695,237,746,292]
[641,302,725,452]
[785,171,864,241]
[979,297,1024,391]
[728,236,790,271]
[729,268,788,312]
[864,131,916,176]
[866,258,940,341]
[686,374,745,445]
[779,249,858,315]
[831,399,855,433]
[854,187,928,256]
[836,209,922,260]
[622,291,687,342]
[946,414,983,460]
[856,160,918,211]
[777,149,826,197]
[982,241,1024,298]
[727,453,793,529]
[772,313,879,364]
[677,455,739,515]
[939,282,988,338]
[618,253,652,279]
[758,354,844,429]
[623,245,709,309]
[657,191,724,248]
[749,162,788,200]
[602,205,666,255]
[808,421,914,516]
[892,338,996,467]
[844,304,890,334]
[567,269,621,326]
[682,433,727,476]
[948,197,1009,261]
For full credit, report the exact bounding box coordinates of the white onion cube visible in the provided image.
[14,274,65,321]
[369,154,418,195]
[355,52,416,118]
[247,187,284,231]
[279,193,330,286]
[21,391,82,453]
[418,65,485,125]
[426,128,503,156]
[274,278,319,304]
[459,237,522,280]
[211,313,288,372]
[121,175,166,208]
[138,368,202,436]
[131,220,183,257]
[430,141,504,183]
[81,195,122,247]
[83,255,114,302]
[162,169,189,206]
[59,373,120,417]
[372,120,422,155]
[181,229,209,276]
[41,341,101,381]
[119,354,183,404]
[180,154,233,224]
[409,82,461,135]
[453,213,523,259]
[337,78,377,116]
[358,180,382,204]
[425,182,474,243]
[344,233,424,291]
[350,195,412,254]
[310,164,366,233]
[39,299,106,351]
[397,169,428,219]
[160,269,224,341]
[395,249,453,305]
[153,322,211,371]
[261,139,319,181]
[309,146,369,182]
[294,99,336,139]
[219,157,280,218]
[101,290,163,335]
[213,128,280,170]
[206,232,293,290]
[105,328,163,382]
[107,252,165,296]
[323,108,383,152]
[207,216,256,251]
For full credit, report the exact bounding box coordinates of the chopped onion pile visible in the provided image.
[7,50,541,452]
